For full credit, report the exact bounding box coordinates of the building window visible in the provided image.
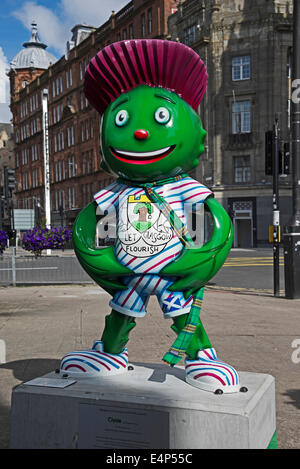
[30,93,38,113]
[232,56,250,81]
[148,8,153,34]
[65,67,72,88]
[129,23,134,39]
[183,24,197,45]
[56,190,65,211]
[32,168,40,188]
[32,144,39,161]
[67,126,74,147]
[80,92,85,110]
[68,186,76,209]
[141,13,146,37]
[123,29,127,40]
[22,172,29,190]
[90,119,94,139]
[21,148,29,165]
[232,100,251,134]
[234,156,251,183]
[55,160,65,182]
[60,130,64,150]
[68,155,76,177]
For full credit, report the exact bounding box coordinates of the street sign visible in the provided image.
[13,209,35,230]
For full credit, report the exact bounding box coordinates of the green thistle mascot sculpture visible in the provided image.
[60,39,243,394]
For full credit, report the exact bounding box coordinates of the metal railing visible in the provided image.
[0,248,92,286]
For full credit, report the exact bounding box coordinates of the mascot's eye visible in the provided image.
[115,110,129,127]
[154,107,170,124]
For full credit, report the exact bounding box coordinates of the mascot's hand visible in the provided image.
[161,197,233,294]
[73,202,134,296]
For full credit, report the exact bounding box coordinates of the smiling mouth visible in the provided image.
[110,145,176,164]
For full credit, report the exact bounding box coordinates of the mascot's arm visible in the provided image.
[73,201,133,295]
[161,196,233,294]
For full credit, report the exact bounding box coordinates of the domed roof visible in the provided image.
[10,22,57,70]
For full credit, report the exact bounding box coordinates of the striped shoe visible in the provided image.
[60,340,128,378]
[185,348,240,394]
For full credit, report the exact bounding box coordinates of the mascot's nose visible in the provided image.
[134,129,149,140]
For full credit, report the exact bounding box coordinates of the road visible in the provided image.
[211,248,285,295]
[0,247,287,295]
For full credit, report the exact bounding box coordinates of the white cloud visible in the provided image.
[12,0,129,56]
[13,1,69,55]
[61,0,128,27]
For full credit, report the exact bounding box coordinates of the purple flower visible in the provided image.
[22,225,72,256]
[0,230,8,254]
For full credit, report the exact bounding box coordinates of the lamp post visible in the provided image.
[273,115,280,297]
[284,0,300,299]
[42,88,51,255]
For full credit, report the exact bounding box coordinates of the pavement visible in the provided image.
[0,283,299,449]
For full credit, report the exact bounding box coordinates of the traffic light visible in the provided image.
[265,132,290,175]
[4,167,16,199]
[265,130,273,175]
[281,142,290,175]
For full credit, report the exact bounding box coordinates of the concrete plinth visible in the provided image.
[10,363,276,449]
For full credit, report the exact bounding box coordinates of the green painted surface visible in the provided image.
[267,431,278,449]
[100,85,206,182]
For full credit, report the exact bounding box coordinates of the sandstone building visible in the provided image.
[0,123,14,230]
[169,0,294,246]
[9,0,177,227]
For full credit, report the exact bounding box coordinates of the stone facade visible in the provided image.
[169,0,294,246]
[9,0,177,228]
[0,123,15,229]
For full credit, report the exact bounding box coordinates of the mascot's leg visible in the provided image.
[60,309,135,378]
[172,314,241,394]
[101,309,136,354]
[171,314,212,359]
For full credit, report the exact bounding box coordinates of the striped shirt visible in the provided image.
[94,176,212,274]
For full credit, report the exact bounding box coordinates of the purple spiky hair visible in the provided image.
[84,39,208,115]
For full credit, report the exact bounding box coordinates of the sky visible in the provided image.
[0,0,129,122]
